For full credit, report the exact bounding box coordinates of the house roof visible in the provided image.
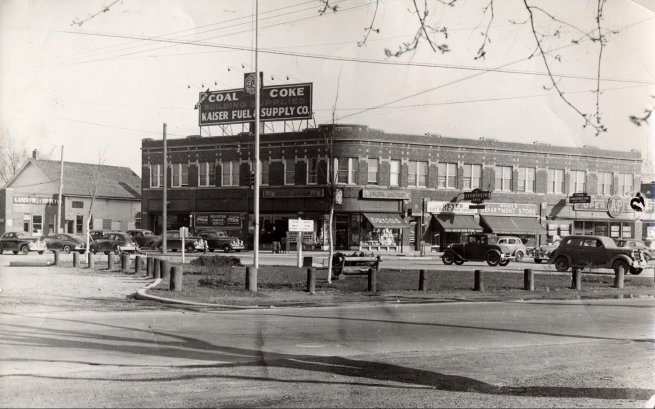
[10,159,141,200]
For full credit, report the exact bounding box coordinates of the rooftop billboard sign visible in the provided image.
[198,83,313,126]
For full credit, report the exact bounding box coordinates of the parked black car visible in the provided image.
[196,230,245,253]
[0,231,47,255]
[89,232,138,255]
[441,233,513,266]
[126,229,159,248]
[44,233,87,254]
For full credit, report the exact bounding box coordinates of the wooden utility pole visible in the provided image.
[162,123,167,254]
[56,146,64,233]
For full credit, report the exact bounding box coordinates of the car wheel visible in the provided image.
[223,244,231,253]
[613,260,629,275]
[20,245,29,255]
[630,267,643,275]
[454,259,464,265]
[486,252,500,266]
[63,245,71,254]
[13,251,19,255]
[441,252,455,265]
[499,259,510,266]
[554,256,570,272]
[534,258,543,264]
[38,251,44,255]
[514,251,524,262]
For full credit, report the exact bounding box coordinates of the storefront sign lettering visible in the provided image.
[13,196,57,205]
[194,213,241,228]
[361,189,411,200]
[367,216,406,226]
[427,201,538,216]
[574,196,655,216]
[262,188,324,198]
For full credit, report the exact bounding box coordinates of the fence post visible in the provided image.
[146,257,153,277]
[135,255,142,274]
[160,259,170,280]
[419,269,427,291]
[474,270,484,291]
[523,268,534,291]
[153,258,160,279]
[247,267,257,293]
[306,267,316,294]
[72,252,80,268]
[52,250,60,266]
[107,254,114,271]
[87,252,94,269]
[571,267,582,290]
[121,254,130,273]
[170,266,183,291]
[613,265,625,289]
[367,268,377,292]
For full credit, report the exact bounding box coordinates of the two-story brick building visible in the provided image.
[140,124,644,252]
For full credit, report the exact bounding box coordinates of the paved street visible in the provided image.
[1,254,654,407]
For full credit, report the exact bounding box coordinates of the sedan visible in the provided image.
[44,233,87,254]
[89,232,138,255]
[615,239,654,261]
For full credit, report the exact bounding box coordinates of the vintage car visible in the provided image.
[44,233,87,254]
[614,239,654,261]
[196,230,245,253]
[0,231,47,255]
[533,239,562,263]
[441,233,514,266]
[148,230,200,252]
[126,229,159,248]
[548,235,648,275]
[89,231,138,255]
[495,236,528,262]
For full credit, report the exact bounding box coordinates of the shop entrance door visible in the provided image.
[335,215,349,250]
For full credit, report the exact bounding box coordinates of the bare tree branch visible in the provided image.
[318,0,339,16]
[357,0,380,47]
[474,0,494,60]
[384,0,450,57]
[71,0,121,27]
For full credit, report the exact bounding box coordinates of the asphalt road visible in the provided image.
[0,255,654,407]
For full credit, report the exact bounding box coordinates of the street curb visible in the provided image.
[134,278,261,309]
[9,261,54,267]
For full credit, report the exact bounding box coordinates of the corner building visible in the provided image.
[140,124,644,252]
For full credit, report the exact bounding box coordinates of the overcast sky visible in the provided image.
[1,0,654,176]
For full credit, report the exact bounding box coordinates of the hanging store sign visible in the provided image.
[198,83,313,126]
[13,196,57,205]
[194,213,242,228]
[427,201,538,216]
[361,189,411,200]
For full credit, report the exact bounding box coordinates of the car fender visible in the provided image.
[443,248,465,261]
[608,254,635,267]
[548,251,572,265]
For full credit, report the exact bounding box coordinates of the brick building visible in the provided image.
[140,124,645,252]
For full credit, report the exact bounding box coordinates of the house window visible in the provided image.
[261,160,269,186]
[390,160,400,186]
[463,164,481,190]
[337,157,358,184]
[72,201,84,208]
[517,167,535,192]
[149,164,162,188]
[75,215,83,234]
[408,161,428,187]
[367,158,379,185]
[597,172,612,195]
[437,163,457,189]
[221,161,239,186]
[284,159,295,185]
[307,158,318,185]
[171,163,188,187]
[494,165,513,191]
[569,170,586,193]
[618,173,634,196]
[198,162,215,187]
[547,169,564,194]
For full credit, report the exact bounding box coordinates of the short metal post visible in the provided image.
[474,269,484,291]
[153,258,160,279]
[247,267,257,293]
[368,268,377,292]
[87,252,94,269]
[121,254,130,273]
[419,269,427,291]
[613,266,625,289]
[160,259,170,280]
[523,268,534,291]
[571,267,582,290]
[306,268,315,293]
[72,252,79,268]
[52,250,60,266]
[107,254,114,270]
[135,255,142,274]
[170,266,183,291]
[146,257,153,277]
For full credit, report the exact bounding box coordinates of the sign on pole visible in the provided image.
[288,218,314,232]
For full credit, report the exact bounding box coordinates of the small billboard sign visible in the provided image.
[463,189,491,204]
[288,218,314,232]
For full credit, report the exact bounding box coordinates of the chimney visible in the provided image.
[32,149,38,159]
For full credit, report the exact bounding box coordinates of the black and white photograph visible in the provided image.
[1,0,654,407]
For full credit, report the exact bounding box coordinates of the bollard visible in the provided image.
[418,269,427,291]
[135,255,142,274]
[571,267,582,290]
[52,250,60,266]
[107,254,115,271]
[153,258,161,279]
[146,257,153,277]
[306,268,316,293]
[247,267,257,293]
[121,254,130,273]
[245,266,250,289]
[87,252,95,269]
[72,252,80,268]
[474,270,484,291]
[523,268,534,291]
[170,266,183,291]
[160,259,170,280]
[367,268,377,292]
[613,265,625,289]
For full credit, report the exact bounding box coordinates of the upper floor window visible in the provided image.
[547,169,564,194]
[569,170,586,194]
[390,159,400,187]
[617,173,634,196]
[307,158,318,185]
[438,162,457,189]
[336,157,358,184]
[171,163,188,187]
[517,167,535,192]
[284,158,295,185]
[198,162,215,187]
[494,165,513,192]
[221,161,239,186]
[149,164,162,188]
[408,161,428,187]
[597,172,612,195]
[72,201,84,208]
[463,164,481,190]
[367,158,379,185]
[261,160,269,186]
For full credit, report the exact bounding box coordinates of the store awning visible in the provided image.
[363,213,410,229]
[432,214,483,232]
[481,216,544,234]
